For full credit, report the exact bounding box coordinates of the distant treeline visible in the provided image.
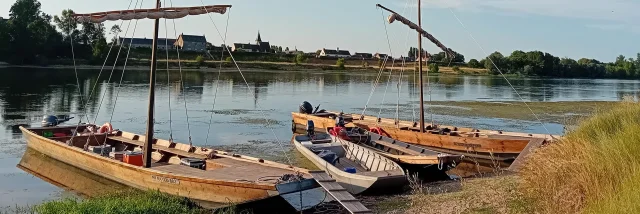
[468,51,640,79]
[408,47,640,79]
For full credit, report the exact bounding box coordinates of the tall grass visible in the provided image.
[36,190,205,214]
[519,101,640,213]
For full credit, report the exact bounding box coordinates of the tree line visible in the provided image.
[406,46,640,79]
[0,0,113,65]
[468,51,640,79]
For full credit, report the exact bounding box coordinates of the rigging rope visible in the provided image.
[447,8,553,137]
[91,0,141,127]
[199,1,294,166]
[163,0,173,142]
[168,0,194,146]
[205,9,231,147]
[69,0,135,136]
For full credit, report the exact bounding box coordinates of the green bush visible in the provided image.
[336,58,345,69]
[295,53,307,65]
[428,63,439,73]
[225,56,232,62]
[195,55,204,67]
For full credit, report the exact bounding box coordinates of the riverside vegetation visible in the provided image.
[1,0,639,79]
[364,99,640,213]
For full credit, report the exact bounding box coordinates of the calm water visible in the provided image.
[1,67,639,208]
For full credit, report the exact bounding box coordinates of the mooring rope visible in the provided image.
[68,0,135,142]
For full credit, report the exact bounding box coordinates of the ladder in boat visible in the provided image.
[309,170,372,214]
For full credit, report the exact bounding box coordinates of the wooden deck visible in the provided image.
[310,171,372,214]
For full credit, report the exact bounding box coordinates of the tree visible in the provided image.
[468,59,481,68]
[53,9,78,41]
[336,58,345,69]
[295,53,306,64]
[109,24,121,43]
[0,19,9,59]
[285,47,290,52]
[485,51,506,75]
[7,0,61,64]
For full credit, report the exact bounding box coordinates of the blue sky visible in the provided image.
[1,0,639,62]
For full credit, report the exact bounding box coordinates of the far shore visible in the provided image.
[0,60,491,75]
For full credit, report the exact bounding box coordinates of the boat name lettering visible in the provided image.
[152,175,180,184]
[453,142,481,148]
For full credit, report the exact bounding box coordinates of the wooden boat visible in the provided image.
[292,132,406,195]
[293,3,556,162]
[19,3,324,206]
[293,111,548,161]
[20,125,317,204]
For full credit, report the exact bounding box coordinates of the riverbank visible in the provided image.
[0,60,490,75]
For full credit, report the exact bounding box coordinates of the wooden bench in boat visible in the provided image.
[372,140,423,156]
[107,135,207,159]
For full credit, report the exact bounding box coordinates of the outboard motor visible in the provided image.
[42,115,59,127]
[299,101,313,114]
[306,120,315,136]
[335,114,345,127]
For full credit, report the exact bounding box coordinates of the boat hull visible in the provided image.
[20,126,281,204]
[292,135,406,195]
[292,112,543,160]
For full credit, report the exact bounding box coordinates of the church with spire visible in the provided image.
[232,31,273,53]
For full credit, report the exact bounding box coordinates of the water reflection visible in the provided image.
[1,67,639,207]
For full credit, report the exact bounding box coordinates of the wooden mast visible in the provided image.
[417,0,425,133]
[144,0,161,168]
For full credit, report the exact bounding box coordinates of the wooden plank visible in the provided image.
[310,171,372,214]
[508,138,546,172]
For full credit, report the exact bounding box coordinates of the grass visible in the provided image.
[35,190,209,214]
[519,100,640,213]
[369,175,532,214]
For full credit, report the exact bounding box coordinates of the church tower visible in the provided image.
[255,31,262,44]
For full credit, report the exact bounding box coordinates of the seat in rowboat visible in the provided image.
[107,135,207,159]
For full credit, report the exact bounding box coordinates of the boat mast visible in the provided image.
[144,0,161,168]
[417,0,425,133]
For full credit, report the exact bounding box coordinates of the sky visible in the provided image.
[1,0,639,62]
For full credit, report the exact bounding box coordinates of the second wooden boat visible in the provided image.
[292,132,406,195]
[292,111,548,161]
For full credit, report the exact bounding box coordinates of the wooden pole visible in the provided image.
[144,0,161,168]
[417,0,425,133]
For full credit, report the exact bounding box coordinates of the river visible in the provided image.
[0,67,639,209]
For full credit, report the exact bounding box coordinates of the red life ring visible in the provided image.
[330,127,350,140]
[98,123,114,134]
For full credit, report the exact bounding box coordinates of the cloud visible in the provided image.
[586,23,640,34]
[399,0,640,22]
